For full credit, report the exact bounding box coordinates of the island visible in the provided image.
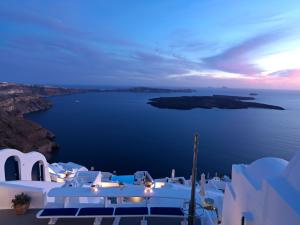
[148,95,285,110]
[103,86,194,93]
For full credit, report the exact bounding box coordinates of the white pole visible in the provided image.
[200,173,206,196]
[171,169,175,179]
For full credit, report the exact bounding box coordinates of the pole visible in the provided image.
[188,133,199,225]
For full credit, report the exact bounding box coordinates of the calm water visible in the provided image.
[26,88,300,178]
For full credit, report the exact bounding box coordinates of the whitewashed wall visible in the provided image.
[0,149,62,209]
[0,182,45,209]
[221,156,300,225]
[0,148,51,182]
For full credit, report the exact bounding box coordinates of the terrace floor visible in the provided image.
[0,209,201,225]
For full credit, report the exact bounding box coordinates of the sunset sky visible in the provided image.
[1,1,300,89]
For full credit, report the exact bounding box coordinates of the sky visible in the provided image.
[0,1,300,89]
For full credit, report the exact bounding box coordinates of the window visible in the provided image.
[5,156,20,181]
[31,161,45,181]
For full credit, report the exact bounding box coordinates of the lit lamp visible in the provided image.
[144,187,153,193]
[144,182,154,193]
[154,182,165,189]
[91,184,99,192]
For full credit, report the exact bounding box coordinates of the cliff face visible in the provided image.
[0,82,83,156]
[0,110,58,155]
[0,82,84,97]
[0,95,52,116]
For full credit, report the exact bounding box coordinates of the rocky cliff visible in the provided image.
[0,82,83,156]
[0,94,52,116]
[0,110,58,155]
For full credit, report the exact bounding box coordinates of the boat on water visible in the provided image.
[0,148,299,225]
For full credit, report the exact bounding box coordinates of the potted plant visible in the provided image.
[11,193,31,215]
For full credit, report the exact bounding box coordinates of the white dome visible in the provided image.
[246,157,288,186]
[284,151,300,192]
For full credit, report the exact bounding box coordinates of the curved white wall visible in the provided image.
[222,153,300,225]
[0,148,51,182]
[284,151,300,192]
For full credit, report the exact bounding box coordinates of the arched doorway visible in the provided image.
[5,156,20,181]
[31,161,45,181]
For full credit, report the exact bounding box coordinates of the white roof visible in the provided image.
[245,157,288,186]
[72,171,102,186]
[283,151,300,192]
[48,184,192,199]
[59,162,88,172]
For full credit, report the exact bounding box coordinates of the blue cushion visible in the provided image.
[78,207,114,216]
[150,207,183,216]
[115,207,148,215]
[40,208,78,217]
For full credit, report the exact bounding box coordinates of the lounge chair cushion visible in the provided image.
[40,208,78,217]
[150,207,184,216]
[78,207,114,216]
[115,207,148,215]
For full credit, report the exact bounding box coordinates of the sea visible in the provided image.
[25,88,300,178]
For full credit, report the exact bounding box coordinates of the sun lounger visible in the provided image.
[39,208,79,217]
[115,207,148,215]
[150,207,184,216]
[37,206,185,225]
[78,207,114,216]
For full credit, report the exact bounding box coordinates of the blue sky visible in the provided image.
[1,0,300,89]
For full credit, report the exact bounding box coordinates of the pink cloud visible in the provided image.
[265,69,300,89]
[244,69,300,89]
[203,32,284,75]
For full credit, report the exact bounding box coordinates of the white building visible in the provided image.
[0,148,62,209]
[222,152,300,225]
[1,147,300,225]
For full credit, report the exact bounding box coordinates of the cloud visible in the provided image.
[0,8,138,47]
[202,31,285,75]
[6,36,110,65]
[252,69,300,89]
[133,52,166,63]
[130,51,203,76]
[222,12,287,27]
[167,70,253,80]
[268,69,300,77]
[0,8,84,36]
[169,40,219,53]
[166,28,220,55]
[3,33,206,83]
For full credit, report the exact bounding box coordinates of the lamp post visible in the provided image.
[188,133,199,225]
